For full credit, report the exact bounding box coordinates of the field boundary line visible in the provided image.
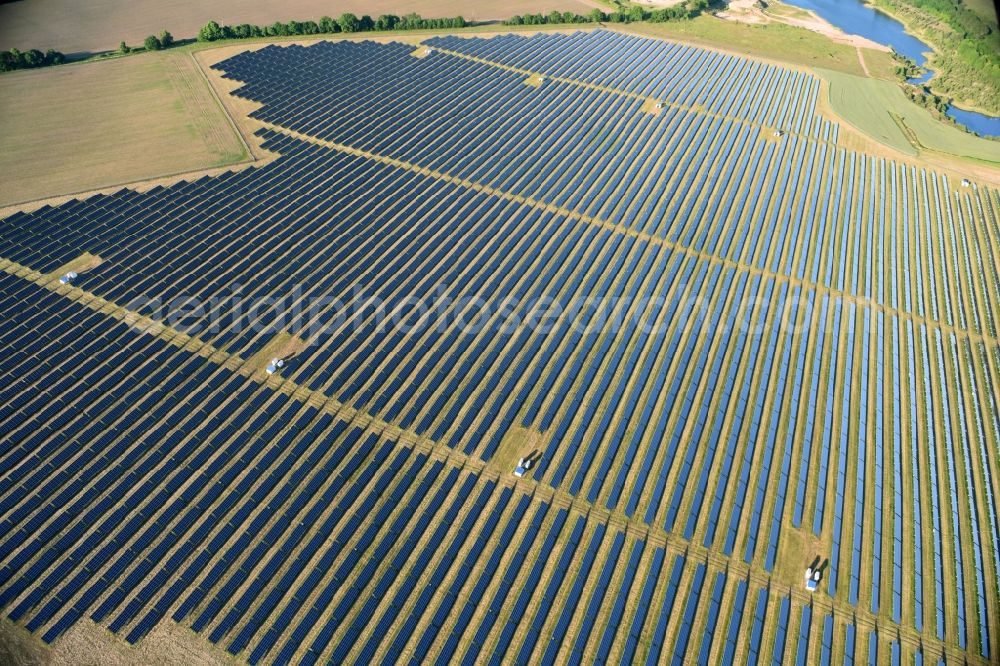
[187,50,258,163]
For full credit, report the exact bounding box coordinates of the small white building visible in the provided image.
[266,358,285,375]
[805,567,821,592]
[59,271,78,285]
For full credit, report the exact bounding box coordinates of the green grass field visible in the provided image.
[962,0,998,21]
[621,15,897,79]
[817,67,1000,164]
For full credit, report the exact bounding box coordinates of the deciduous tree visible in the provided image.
[198,20,225,42]
[338,13,360,33]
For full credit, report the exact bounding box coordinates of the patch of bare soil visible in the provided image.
[46,619,235,666]
[1,619,51,666]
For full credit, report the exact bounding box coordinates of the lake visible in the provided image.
[945,106,1000,138]
[783,0,931,63]
[783,0,1000,137]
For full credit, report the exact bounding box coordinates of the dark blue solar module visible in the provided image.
[0,27,996,666]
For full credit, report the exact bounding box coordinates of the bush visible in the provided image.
[159,30,174,47]
[144,35,162,51]
[198,20,226,42]
[22,49,44,67]
[0,51,18,71]
[376,14,399,30]
[230,23,257,39]
[0,45,67,71]
[338,13,360,33]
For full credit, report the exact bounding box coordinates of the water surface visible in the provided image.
[784,0,1000,136]
[783,0,931,64]
[944,106,1000,138]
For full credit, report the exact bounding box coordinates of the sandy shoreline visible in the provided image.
[716,0,891,53]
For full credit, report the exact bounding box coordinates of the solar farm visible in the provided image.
[1,26,999,665]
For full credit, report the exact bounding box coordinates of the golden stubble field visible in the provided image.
[0,0,602,54]
[0,50,248,209]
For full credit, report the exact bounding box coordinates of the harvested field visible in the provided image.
[0,0,602,54]
[0,51,247,208]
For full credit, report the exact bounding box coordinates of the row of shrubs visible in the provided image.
[504,1,712,26]
[0,4,712,74]
[0,31,173,72]
[116,30,175,55]
[197,13,468,42]
[0,48,65,72]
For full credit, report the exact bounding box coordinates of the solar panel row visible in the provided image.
[0,271,869,661]
[0,29,997,663]
[209,37,999,335]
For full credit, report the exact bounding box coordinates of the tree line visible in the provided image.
[0,3,713,76]
[197,13,468,42]
[0,30,172,71]
[116,30,175,55]
[143,30,174,51]
[0,48,65,72]
[504,1,712,26]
